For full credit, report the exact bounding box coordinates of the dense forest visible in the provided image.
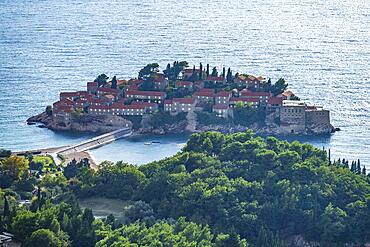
[1,131,370,246]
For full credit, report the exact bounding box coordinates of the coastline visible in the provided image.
[27,110,337,138]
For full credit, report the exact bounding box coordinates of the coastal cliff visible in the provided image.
[28,112,132,133]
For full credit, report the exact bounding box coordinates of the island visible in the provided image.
[28,61,336,135]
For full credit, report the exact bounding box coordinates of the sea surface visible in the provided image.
[0,0,369,166]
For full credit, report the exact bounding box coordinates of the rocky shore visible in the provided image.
[27,112,132,133]
[27,111,336,137]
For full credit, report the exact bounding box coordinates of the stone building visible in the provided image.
[280,100,306,133]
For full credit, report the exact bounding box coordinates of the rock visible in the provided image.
[28,111,133,133]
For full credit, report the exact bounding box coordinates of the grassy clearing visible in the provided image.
[79,197,132,223]
[32,155,55,165]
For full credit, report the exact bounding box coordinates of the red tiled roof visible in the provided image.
[173,98,195,104]
[230,97,259,103]
[102,94,116,100]
[215,91,231,97]
[282,90,294,97]
[128,78,144,84]
[206,76,224,82]
[54,105,73,113]
[267,97,283,105]
[87,98,105,104]
[77,91,89,96]
[213,104,229,110]
[126,90,166,97]
[176,81,193,86]
[60,92,79,98]
[97,88,119,94]
[193,89,215,97]
[164,100,173,105]
[53,100,74,109]
[75,99,87,104]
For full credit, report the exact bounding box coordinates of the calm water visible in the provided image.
[0,0,369,166]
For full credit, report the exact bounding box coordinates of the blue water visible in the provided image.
[0,0,369,166]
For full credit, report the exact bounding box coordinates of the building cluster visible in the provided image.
[52,67,331,133]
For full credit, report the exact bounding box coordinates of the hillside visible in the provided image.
[1,131,369,246]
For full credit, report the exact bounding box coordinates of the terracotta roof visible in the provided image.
[206,76,224,82]
[103,94,116,100]
[60,92,79,98]
[215,91,231,97]
[173,98,195,104]
[54,105,73,113]
[97,88,119,94]
[267,97,283,105]
[75,99,88,104]
[87,98,105,104]
[126,90,166,97]
[193,89,215,97]
[176,81,193,86]
[213,104,229,110]
[128,78,144,84]
[53,98,74,106]
[282,90,294,97]
[164,100,173,104]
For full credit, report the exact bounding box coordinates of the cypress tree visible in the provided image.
[111,75,117,89]
[227,67,232,83]
[222,67,226,78]
[350,161,355,173]
[199,63,203,80]
[328,148,331,165]
[37,186,42,210]
[3,195,10,217]
[362,166,366,175]
[357,162,361,174]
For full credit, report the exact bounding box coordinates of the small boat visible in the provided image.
[152,141,160,144]
[144,142,152,145]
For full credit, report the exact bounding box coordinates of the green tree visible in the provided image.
[94,74,109,87]
[111,75,117,89]
[26,229,69,247]
[211,67,218,77]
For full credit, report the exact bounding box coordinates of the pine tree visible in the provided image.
[37,186,42,210]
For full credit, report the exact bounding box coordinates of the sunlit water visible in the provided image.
[0,0,369,166]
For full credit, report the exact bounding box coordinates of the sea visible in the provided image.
[0,0,369,167]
